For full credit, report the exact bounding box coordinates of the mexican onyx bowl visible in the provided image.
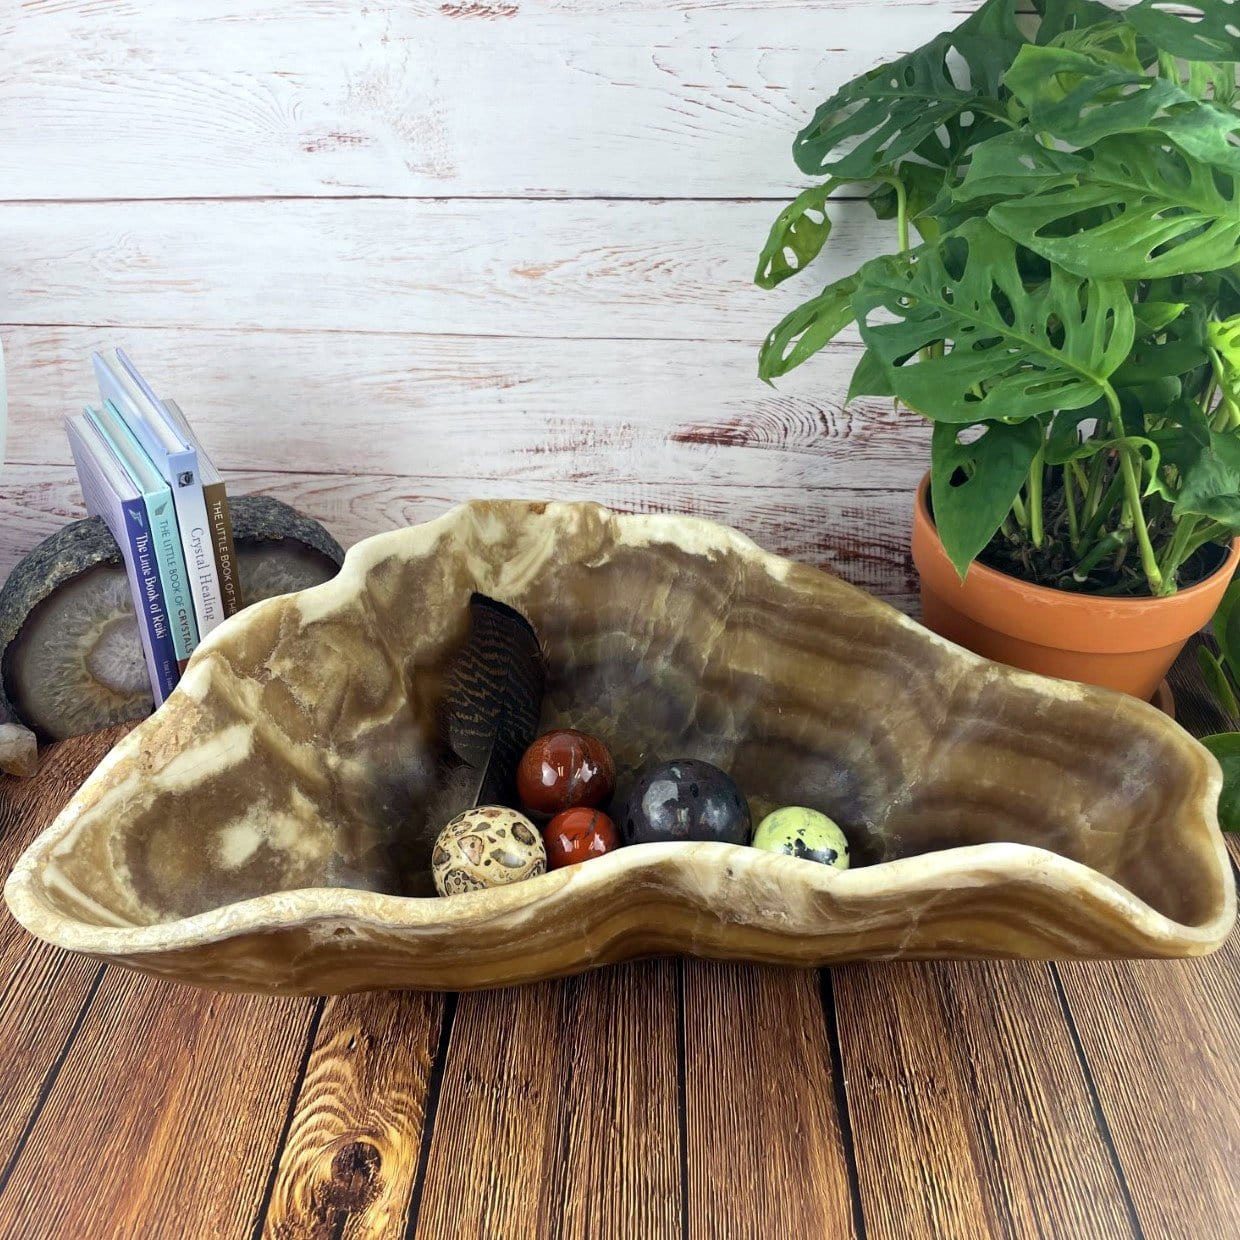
[4,501,1235,994]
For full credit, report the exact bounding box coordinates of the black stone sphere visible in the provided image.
[622,759,751,845]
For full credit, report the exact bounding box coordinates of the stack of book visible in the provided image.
[66,350,241,705]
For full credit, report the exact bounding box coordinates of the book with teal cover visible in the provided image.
[89,401,199,668]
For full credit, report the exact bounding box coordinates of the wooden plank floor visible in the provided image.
[0,649,1237,1239]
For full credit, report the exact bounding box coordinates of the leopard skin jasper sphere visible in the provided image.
[752,807,850,870]
[432,806,547,896]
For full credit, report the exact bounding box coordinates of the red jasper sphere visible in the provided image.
[543,807,620,870]
[517,729,616,816]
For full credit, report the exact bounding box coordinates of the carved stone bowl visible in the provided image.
[5,502,1235,994]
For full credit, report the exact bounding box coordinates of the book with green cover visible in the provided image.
[88,401,199,668]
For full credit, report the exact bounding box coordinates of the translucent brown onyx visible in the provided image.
[4,502,1236,995]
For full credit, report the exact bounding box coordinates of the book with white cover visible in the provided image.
[92,350,226,638]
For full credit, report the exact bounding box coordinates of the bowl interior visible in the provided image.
[23,503,1223,934]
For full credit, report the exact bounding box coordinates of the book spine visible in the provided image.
[202,481,243,616]
[148,491,199,668]
[124,505,180,703]
[168,448,227,638]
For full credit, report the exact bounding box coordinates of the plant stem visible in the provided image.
[1159,515,1198,584]
[1010,490,1029,531]
[1028,449,1045,548]
[1183,520,1235,561]
[1084,452,1106,522]
[1079,468,1125,546]
[1063,465,1081,552]
[894,178,910,254]
[1104,387,1166,595]
[1073,530,1128,583]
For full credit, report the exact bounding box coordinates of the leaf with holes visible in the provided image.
[757,274,859,383]
[951,131,1087,205]
[1208,313,1240,410]
[931,420,1045,578]
[1125,0,1240,63]
[1005,44,1240,171]
[792,0,1025,180]
[851,219,1134,424]
[989,134,1240,278]
[755,182,838,290]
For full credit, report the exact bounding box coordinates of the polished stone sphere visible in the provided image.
[432,806,546,896]
[543,806,620,870]
[517,729,616,816]
[622,759,751,845]
[752,806,850,870]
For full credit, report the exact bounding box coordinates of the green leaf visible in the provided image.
[755,182,837,290]
[1134,301,1189,334]
[1198,647,1240,717]
[851,219,1134,423]
[846,348,894,402]
[931,419,1045,578]
[1046,402,1106,465]
[758,274,859,382]
[1208,313,1240,411]
[1175,430,1240,528]
[1201,733,1240,832]
[1005,44,1240,172]
[867,164,948,243]
[792,0,1025,180]
[1222,578,1240,674]
[1125,0,1240,63]
[1213,577,1240,655]
[989,134,1240,279]
[1033,0,1119,45]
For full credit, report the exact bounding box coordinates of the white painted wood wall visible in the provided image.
[1,0,985,610]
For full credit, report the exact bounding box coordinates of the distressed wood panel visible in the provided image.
[0,1,973,200]
[0,198,893,340]
[261,991,446,1240]
[833,960,1134,1239]
[415,963,681,1239]
[682,962,857,1238]
[0,465,921,608]
[2,326,929,488]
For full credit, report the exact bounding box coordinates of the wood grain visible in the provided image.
[682,962,857,1239]
[833,960,1135,1239]
[0,726,319,1240]
[1041,648,1240,1240]
[3,326,927,489]
[415,961,682,1239]
[0,197,893,340]
[262,991,446,1240]
[0,727,126,1176]
[0,1,971,200]
[0,464,921,609]
[0,973,318,1240]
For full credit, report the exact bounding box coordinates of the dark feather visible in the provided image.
[440,592,546,808]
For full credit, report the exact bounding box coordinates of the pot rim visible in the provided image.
[914,473,1240,611]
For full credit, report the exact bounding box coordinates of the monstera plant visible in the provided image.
[757,0,1240,603]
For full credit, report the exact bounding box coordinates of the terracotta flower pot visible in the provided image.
[911,474,1240,701]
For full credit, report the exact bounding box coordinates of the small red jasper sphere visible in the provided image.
[517,729,616,816]
[544,807,619,870]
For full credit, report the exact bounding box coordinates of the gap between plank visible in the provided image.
[675,960,689,1240]
[818,969,867,1240]
[1047,964,1146,1240]
[402,991,460,1240]
[0,320,849,349]
[0,962,107,1199]
[248,996,328,1240]
[0,193,871,208]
